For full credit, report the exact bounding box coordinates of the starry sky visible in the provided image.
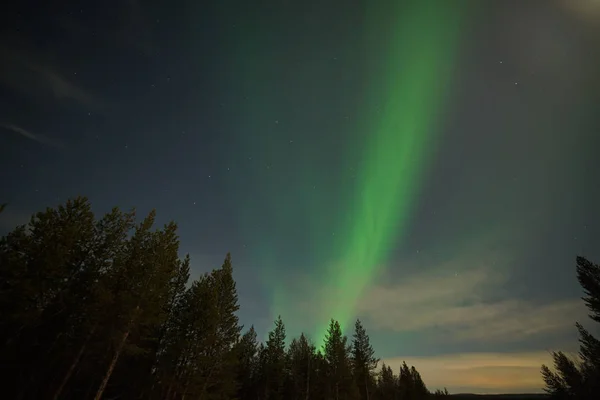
[1,0,599,394]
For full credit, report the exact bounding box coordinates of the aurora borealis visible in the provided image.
[2,0,600,394]
[224,1,468,344]
[311,1,466,343]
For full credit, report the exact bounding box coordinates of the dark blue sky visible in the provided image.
[1,0,599,393]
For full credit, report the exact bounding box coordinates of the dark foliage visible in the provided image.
[0,197,447,399]
[540,256,600,400]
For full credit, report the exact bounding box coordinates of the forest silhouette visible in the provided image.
[0,197,597,400]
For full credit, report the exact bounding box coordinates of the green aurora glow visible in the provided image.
[312,1,466,343]
[224,1,467,344]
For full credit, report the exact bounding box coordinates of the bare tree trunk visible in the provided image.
[93,329,130,400]
[93,306,139,400]
[305,355,310,400]
[53,325,96,400]
[365,375,370,400]
[165,380,174,400]
[198,365,216,400]
[181,377,191,400]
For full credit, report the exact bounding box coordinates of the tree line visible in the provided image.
[2,196,598,399]
[0,197,446,400]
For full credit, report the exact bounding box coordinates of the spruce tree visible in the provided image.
[236,326,259,400]
[541,256,600,400]
[398,361,413,400]
[0,197,445,400]
[351,319,379,400]
[376,363,397,400]
[286,333,316,400]
[410,365,429,400]
[263,315,287,400]
[93,214,182,400]
[323,319,359,400]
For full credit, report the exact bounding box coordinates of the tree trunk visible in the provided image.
[52,326,96,400]
[164,381,174,400]
[198,365,216,400]
[305,356,310,400]
[93,306,139,400]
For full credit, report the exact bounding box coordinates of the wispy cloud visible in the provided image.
[0,123,63,148]
[382,351,566,394]
[0,37,98,109]
[283,227,585,346]
[25,63,96,107]
[356,264,585,343]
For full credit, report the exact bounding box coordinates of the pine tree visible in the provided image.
[323,319,359,400]
[262,315,287,400]
[0,197,138,398]
[432,388,450,397]
[52,206,137,399]
[236,326,259,400]
[204,253,242,399]
[286,333,316,400]
[0,197,446,400]
[541,256,600,400]
[351,319,379,400]
[93,214,182,400]
[166,254,241,400]
[410,365,428,400]
[398,361,413,400]
[376,363,397,400]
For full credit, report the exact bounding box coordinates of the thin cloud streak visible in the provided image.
[0,123,63,148]
[25,63,97,107]
[0,37,99,109]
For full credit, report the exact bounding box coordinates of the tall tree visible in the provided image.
[351,319,379,400]
[0,198,137,399]
[0,197,444,400]
[262,315,287,400]
[323,319,359,400]
[376,363,397,400]
[398,361,413,400]
[94,214,182,400]
[169,254,241,400]
[236,326,259,400]
[410,366,428,400]
[541,256,600,400]
[286,333,316,400]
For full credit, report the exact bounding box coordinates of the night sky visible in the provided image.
[1,0,599,394]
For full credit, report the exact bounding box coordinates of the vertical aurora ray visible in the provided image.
[313,1,467,343]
